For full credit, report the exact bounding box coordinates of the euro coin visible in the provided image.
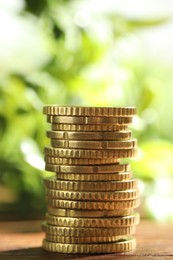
[45,213,140,227]
[47,207,134,217]
[46,198,140,210]
[43,106,136,117]
[42,222,136,236]
[44,156,119,165]
[44,177,138,191]
[46,234,125,244]
[46,189,139,201]
[45,163,132,174]
[44,147,136,159]
[56,171,133,181]
[46,130,132,140]
[43,238,136,253]
[47,115,133,125]
[52,123,128,131]
[50,139,137,149]
[44,178,138,191]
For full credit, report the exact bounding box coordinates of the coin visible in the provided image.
[43,106,136,117]
[46,189,139,201]
[46,234,125,244]
[44,147,136,159]
[46,130,132,140]
[42,222,136,236]
[47,207,134,217]
[43,105,139,254]
[43,238,136,253]
[44,178,138,191]
[45,213,140,227]
[52,123,128,131]
[44,156,119,165]
[47,115,133,125]
[50,139,137,149]
[56,171,133,181]
[45,163,131,174]
[46,198,140,210]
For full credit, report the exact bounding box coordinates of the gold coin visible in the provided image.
[50,139,137,150]
[46,213,140,227]
[56,171,133,181]
[46,130,132,140]
[46,189,139,201]
[43,238,136,253]
[42,222,136,236]
[46,198,140,210]
[47,115,133,125]
[43,106,136,117]
[46,163,135,174]
[44,147,136,159]
[46,234,126,244]
[45,163,131,174]
[52,123,128,131]
[44,178,138,191]
[44,156,119,165]
[47,207,134,217]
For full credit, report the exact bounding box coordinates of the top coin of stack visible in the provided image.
[42,106,140,254]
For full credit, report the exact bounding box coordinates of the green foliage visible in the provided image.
[132,140,173,180]
[0,0,173,220]
[25,0,48,15]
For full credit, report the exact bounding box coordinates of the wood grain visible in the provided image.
[0,220,173,259]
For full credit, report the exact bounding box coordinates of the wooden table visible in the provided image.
[0,220,173,259]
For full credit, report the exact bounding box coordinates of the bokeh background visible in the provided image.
[0,0,173,221]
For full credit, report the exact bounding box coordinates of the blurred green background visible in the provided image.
[0,0,173,221]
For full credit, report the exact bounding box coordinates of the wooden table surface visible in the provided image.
[0,220,173,259]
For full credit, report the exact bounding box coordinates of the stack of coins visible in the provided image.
[42,106,140,254]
